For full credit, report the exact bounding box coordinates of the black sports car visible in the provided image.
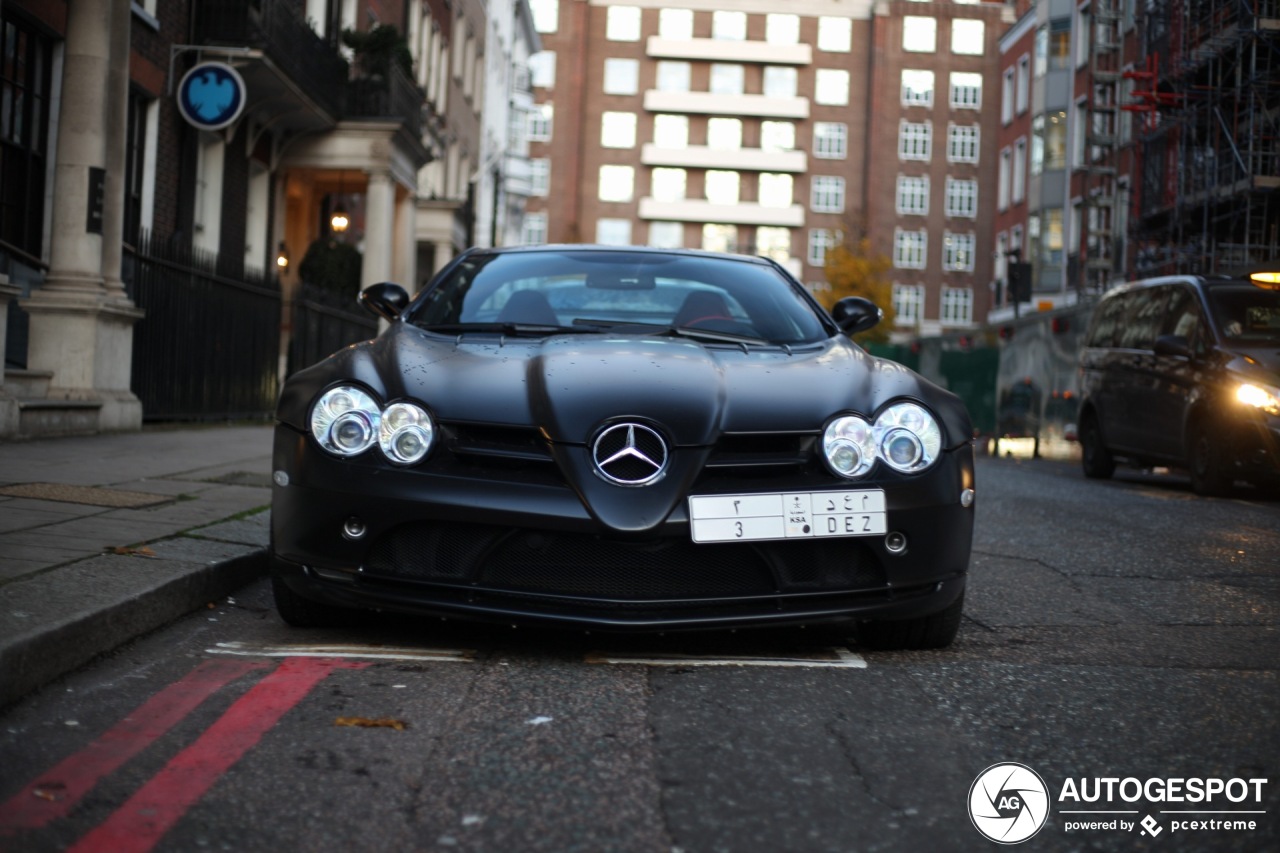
[270,246,976,648]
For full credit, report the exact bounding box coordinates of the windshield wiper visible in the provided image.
[572,318,767,345]
[417,322,587,336]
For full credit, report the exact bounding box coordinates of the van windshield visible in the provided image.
[1208,285,1280,344]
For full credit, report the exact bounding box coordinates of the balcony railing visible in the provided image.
[345,64,425,139]
[194,0,348,119]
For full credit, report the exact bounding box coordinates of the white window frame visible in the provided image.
[940,286,974,326]
[606,6,641,41]
[603,58,640,95]
[950,72,982,110]
[901,69,934,107]
[950,19,984,55]
[600,111,637,148]
[658,8,693,40]
[808,228,838,267]
[896,175,929,216]
[944,178,978,218]
[530,158,550,196]
[814,69,850,106]
[810,176,845,214]
[942,231,976,271]
[893,283,926,326]
[894,228,928,269]
[813,122,847,159]
[596,218,633,245]
[903,16,937,53]
[712,10,747,41]
[818,17,852,52]
[598,164,635,202]
[522,211,548,244]
[899,121,932,161]
[947,124,980,163]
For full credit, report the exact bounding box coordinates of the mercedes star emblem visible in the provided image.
[592,423,669,486]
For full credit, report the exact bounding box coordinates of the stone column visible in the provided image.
[360,170,396,287]
[392,188,417,289]
[433,241,453,274]
[20,0,143,431]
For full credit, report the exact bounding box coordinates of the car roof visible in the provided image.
[458,244,779,267]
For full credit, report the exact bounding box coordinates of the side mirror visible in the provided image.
[1153,334,1192,359]
[359,282,409,323]
[831,296,883,335]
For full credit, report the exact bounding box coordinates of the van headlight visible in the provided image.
[823,402,943,478]
[1236,382,1280,416]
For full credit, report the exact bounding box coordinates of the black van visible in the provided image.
[1077,274,1280,495]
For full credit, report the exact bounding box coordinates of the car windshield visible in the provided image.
[1208,284,1280,344]
[409,249,832,345]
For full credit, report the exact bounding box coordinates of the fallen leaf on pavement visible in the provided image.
[106,545,156,557]
[335,716,409,731]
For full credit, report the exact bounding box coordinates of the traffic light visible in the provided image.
[1008,262,1032,304]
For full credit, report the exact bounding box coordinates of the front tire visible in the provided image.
[1079,412,1116,480]
[856,592,964,650]
[1188,419,1233,497]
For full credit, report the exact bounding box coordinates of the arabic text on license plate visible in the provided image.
[688,490,887,543]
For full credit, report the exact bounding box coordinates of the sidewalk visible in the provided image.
[0,425,274,708]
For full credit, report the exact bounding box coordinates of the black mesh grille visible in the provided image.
[363,521,883,601]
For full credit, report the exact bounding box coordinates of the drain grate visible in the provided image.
[0,483,172,508]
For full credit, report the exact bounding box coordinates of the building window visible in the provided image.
[606,6,641,41]
[947,125,980,163]
[945,178,978,218]
[659,9,693,40]
[596,218,632,245]
[0,12,53,257]
[529,52,556,89]
[598,165,635,202]
[653,114,688,148]
[1031,114,1045,176]
[896,175,930,216]
[763,66,797,98]
[1001,68,1014,125]
[530,158,550,195]
[710,64,744,95]
[707,117,742,150]
[1016,55,1030,113]
[951,19,984,55]
[756,226,791,263]
[527,103,553,141]
[813,122,847,159]
[712,10,747,41]
[810,176,845,213]
[759,173,793,208]
[940,287,974,326]
[767,14,799,45]
[705,170,740,205]
[950,72,982,109]
[650,167,687,202]
[808,229,838,266]
[901,70,934,107]
[125,93,152,247]
[1013,138,1027,203]
[522,212,547,244]
[529,0,558,33]
[815,69,850,106]
[903,16,937,53]
[899,121,932,161]
[943,231,975,271]
[648,220,684,248]
[603,58,639,95]
[894,228,928,269]
[656,61,691,92]
[761,121,795,152]
[997,147,1011,211]
[894,284,925,326]
[601,111,637,148]
[703,223,738,253]
[818,17,852,52]
[1045,109,1068,170]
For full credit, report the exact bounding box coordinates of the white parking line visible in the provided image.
[584,647,867,668]
[206,642,476,662]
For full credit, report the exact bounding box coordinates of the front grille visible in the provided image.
[363,521,884,602]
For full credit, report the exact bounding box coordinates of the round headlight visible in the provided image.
[875,403,942,473]
[311,386,380,457]
[378,402,434,465]
[823,415,876,478]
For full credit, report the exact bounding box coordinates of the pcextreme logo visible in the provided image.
[967,764,1270,844]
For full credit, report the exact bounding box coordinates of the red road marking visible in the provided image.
[0,658,267,833]
[68,657,365,853]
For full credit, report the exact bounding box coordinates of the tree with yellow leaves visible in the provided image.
[816,236,896,345]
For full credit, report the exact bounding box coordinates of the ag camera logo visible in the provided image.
[969,763,1050,844]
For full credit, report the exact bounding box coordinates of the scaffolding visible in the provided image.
[1081,0,1125,294]
[1128,0,1280,276]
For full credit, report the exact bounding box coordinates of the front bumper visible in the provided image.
[270,425,975,630]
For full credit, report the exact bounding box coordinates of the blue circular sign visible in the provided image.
[176,62,246,131]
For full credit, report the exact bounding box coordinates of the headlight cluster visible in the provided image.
[1236,382,1280,416]
[310,386,435,465]
[822,402,943,478]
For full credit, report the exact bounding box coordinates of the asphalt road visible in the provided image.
[1,456,1277,852]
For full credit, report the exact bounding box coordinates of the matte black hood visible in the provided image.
[279,324,972,449]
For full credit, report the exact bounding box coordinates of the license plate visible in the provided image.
[688,490,887,543]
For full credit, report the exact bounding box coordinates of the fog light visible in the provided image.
[273,470,289,487]
[342,517,367,540]
[885,531,907,554]
[960,488,975,508]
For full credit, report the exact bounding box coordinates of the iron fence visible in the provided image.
[126,232,282,420]
[289,283,378,376]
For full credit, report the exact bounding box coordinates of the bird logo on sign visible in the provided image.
[177,62,246,131]
[188,71,235,122]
